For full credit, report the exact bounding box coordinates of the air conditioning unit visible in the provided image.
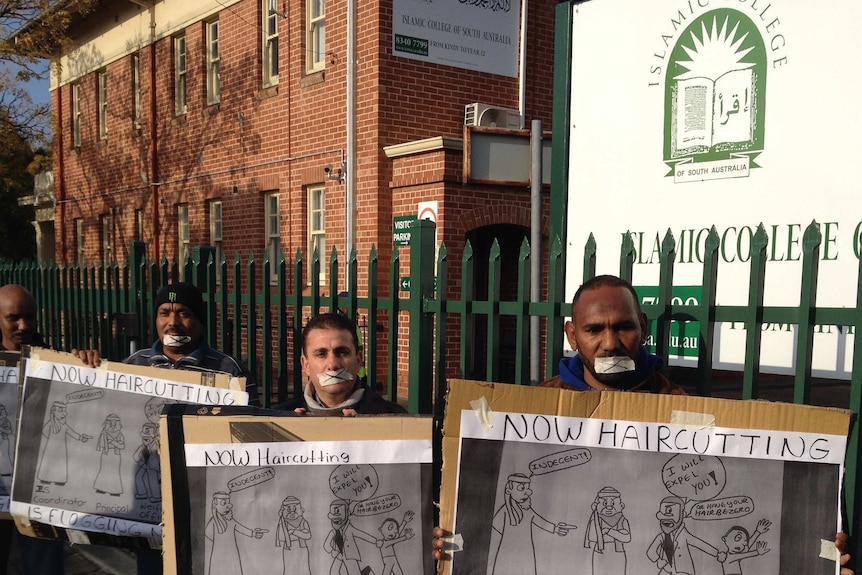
[464,103,522,129]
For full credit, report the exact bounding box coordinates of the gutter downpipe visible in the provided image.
[147,4,160,268]
[530,119,542,385]
[55,65,66,263]
[346,0,357,268]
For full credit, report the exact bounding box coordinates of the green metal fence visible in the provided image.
[2,219,861,552]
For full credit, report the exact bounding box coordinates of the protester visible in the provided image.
[275,312,405,415]
[541,274,683,394]
[74,281,258,574]
[0,284,65,574]
[75,281,258,404]
[432,275,854,574]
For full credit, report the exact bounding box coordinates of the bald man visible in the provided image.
[0,284,64,574]
[0,284,43,352]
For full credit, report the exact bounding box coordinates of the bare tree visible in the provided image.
[0,0,95,146]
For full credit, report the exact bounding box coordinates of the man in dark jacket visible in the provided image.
[278,312,405,415]
[75,282,258,405]
[541,274,684,395]
[0,284,65,574]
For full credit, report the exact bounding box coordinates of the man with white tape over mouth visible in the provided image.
[541,274,684,395]
[278,312,406,416]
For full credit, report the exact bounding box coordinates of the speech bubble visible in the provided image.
[144,397,169,423]
[352,494,401,516]
[329,464,379,502]
[529,448,591,476]
[689,496,755,521]
[66,388,105,403]
[228,467,275,492]
[661,454,726,501]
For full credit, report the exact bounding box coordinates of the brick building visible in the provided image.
[47,0,557,397]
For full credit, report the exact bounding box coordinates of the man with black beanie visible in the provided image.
[75,281,258,405]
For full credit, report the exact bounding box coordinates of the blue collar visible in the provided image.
[558,346,664,390]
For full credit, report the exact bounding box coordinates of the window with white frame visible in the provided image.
[209,200,223,282]
[264,192,280,283]
[71,83,81,147]
[206,20,221,105]
[174,35,187,115]
[178,204,190,264]
[263,0,279,87]
[308,185,325,283]
[97,70,108,140]
[306,0,325,73]
[100,214,112,263]
[75,218,85,264]
[132,54,142,130]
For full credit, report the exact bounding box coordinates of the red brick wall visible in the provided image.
[52,0,558,401]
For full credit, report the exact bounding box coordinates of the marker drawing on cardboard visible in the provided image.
[447,394,846,575]
[0,356,21,511]
[10,352,244,541]
[176,429,434,575]
[93,413,124,496]
[0,404,15,477]
[376,509,415,575]
[275,495,312,575]
[205,489,267,575]
[36,400,92,486]
[584,486,631,574]
[488,472,574,575]
[133,422,161,503]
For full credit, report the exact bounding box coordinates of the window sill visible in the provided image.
[258,85,278,101]
[172,114,187,127]
[203,103,220,117]
[300,70,325,88]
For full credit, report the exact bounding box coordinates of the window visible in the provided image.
[264,192,280,283]
[97,70,108,140]
[178,204,190,264]
[209,201,223,282]
[206,20,221,105]
[306,0,325,72]
[262,0,279,87]
[100,214,112,263]
[75,219,85,264]
[308,185,325,282]
[132,54,142,130]
[174,34,187,115]
[71,83,81,147]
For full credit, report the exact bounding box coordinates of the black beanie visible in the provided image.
[154,282,206,324]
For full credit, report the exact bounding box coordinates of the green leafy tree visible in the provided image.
[0,1,94,260]
[0,122,36,260]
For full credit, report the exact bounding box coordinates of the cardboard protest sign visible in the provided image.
[0,351,22,518]
[10,348,247,547]
[161,406,434,575]
[440,379,851,575]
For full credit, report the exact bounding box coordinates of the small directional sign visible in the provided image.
[393,216,415,246]
[400,277,411,292]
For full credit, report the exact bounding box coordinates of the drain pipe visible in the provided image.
[530,119,542,385]
[346,0,357,264]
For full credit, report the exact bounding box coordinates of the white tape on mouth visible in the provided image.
[163,334,192,348]
[593,356,635,374]
[318,368,354,387]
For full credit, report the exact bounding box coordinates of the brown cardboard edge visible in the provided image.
[437,379,853,575]
[160,413,433,573]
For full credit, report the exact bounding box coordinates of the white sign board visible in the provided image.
[393,0,521,78]
[564,0,861,377]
